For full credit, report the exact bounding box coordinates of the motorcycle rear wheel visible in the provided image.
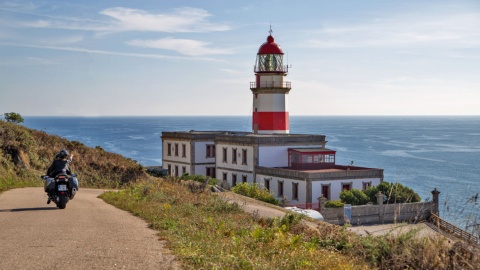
[58,194,67,209]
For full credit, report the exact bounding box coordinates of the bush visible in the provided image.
[366,181,421,204]
[340,189,370,205]
[232,182,280,205]
[325,200,344,208]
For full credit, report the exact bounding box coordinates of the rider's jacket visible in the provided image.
[47,159,72,177]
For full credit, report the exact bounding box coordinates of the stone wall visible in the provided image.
[319,189,440,225]
[321,201,435,225]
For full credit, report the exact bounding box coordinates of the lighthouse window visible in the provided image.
[264,179,270,191]
[167,143,172,156]
[174,143,179,157]
[182,144,186,158]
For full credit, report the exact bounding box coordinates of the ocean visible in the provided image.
[23,116,480,233]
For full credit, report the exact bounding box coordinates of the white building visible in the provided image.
[162,30,383,208]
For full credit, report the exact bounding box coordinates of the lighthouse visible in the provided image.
[250,29,291,134]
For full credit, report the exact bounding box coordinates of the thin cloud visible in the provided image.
[306,11,480,49]
[0,42,225,62]
[100,7,231,33]
[3,5,230,33]
[127,38,231,56]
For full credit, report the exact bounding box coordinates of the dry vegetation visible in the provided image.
[102,177,480,269]
[0,120,147,191]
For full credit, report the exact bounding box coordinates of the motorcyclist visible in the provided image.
[45,149,78,204]
[47,149,73,177]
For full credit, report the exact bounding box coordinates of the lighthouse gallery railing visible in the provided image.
[250,81,291,89]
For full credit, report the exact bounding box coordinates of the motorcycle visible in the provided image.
[41,174,79,209]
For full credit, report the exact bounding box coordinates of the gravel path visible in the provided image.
[0,187,179,270]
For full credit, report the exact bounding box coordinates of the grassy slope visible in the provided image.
[0,120,147,191]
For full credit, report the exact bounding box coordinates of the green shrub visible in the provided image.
[366,181,421,204]
[325,200,344,208]
[340,189,370,205]
[232,182,280,205]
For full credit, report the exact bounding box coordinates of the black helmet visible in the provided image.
[58,149,69,159]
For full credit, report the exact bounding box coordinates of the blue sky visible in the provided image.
[1,0,479,116]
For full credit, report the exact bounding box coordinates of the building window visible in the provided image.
[242,175,247,183]
[174,165,179,177]
[362,181,372,191]
[222,148,227,163]
[232,148,237,164]
[264,178,270,191]
[278,181,284,197]
[174,143,179,157]
[342,182,352,191]
[321,185,330,200]
[223,172,227,181]
[242,149,247,165]
[182,144,186,158]
[167,143,171,156]
[167,164,171,176]
[292,183,299,201]
[206,144,215,158]
[206,167,216,178]
[182,166,186,175]
[232,174,237,187]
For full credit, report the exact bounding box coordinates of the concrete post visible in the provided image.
[376,191,385,223]
[431,188,440,215]
[376,191,385,206]
[317,195,328,212]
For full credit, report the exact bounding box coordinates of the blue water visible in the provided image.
[23,116,480,233]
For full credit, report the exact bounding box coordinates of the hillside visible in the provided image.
[0,120,148,191]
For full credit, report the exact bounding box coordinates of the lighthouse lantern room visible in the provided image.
[250,29,291,134]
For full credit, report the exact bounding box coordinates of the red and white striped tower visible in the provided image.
[250,29,291,134]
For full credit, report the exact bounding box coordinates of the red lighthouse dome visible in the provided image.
[258,35,284,55]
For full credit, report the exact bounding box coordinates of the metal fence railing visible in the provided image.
[429,213,478,244]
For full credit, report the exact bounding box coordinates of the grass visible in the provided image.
[100,177,480,269]
[101,178,371,269]
[0,120,148,192]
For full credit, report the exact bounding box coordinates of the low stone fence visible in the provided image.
[319,188,441,226]
[321,201,435,225]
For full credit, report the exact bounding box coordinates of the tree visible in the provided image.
[4,112,24,124]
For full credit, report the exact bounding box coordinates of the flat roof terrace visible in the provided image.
[256,165,384,181]
[162,130,327,144]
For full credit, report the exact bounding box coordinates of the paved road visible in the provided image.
[0,187,179,270]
